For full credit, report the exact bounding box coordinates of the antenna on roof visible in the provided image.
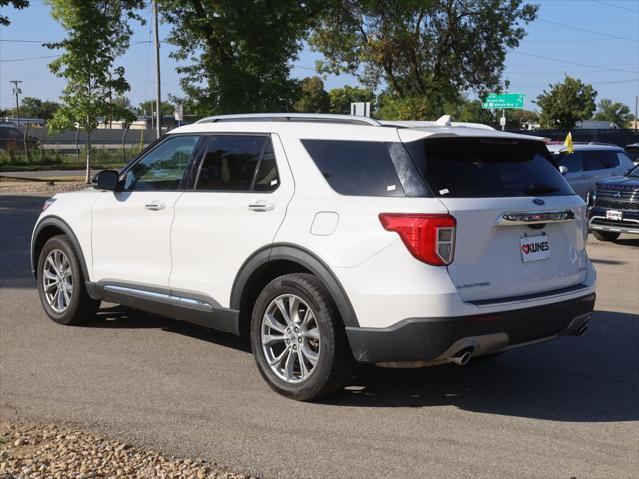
[435,115,451,127]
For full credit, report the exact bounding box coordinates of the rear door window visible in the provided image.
[195,135,279,192]
[404,138,574,198]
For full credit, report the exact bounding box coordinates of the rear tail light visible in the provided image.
[379,213,456,266]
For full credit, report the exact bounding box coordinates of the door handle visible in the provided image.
[145,201,165,211]
[248,201,275,212]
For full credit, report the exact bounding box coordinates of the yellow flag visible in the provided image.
[564,131,574,154]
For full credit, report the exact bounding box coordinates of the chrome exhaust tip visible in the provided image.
[449,348,473,366]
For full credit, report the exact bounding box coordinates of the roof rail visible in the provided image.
[195,113,382,127]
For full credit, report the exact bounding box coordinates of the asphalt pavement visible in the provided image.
[1,194,638,479]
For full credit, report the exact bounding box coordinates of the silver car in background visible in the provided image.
[547,142,635,199]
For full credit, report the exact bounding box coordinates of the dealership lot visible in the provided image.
[1,194,637,478]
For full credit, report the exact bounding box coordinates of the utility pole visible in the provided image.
[10,80,22,125]
[152,0,161,140]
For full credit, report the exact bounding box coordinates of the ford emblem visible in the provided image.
[532,199,545,206]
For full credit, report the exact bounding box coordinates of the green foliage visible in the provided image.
[536,76,598,129]
[593,99,634,128]
[0,0,29,26]
[310,0,537,112]
[44,0,143,180]
[44,0,143,133]
[508,109,539,128]
[444,99,496,125]
[377,94,436,120]
[0,148,133,170]
[137,99,174,116]
[328,85,375,114]
[294,77,330,113]
[4,97,60,120]
[160,0,324,115]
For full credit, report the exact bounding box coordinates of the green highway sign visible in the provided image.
[482,93,524,109]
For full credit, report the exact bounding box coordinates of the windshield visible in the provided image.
[628,164,639,178]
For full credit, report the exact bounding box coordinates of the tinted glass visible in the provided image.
[196,136,267,191]
[557,152,583,173]
[405,138,574,197]
[582,151,618,171]
[253,141,279,192]
[122,135,199,191]
[302,140,407,197]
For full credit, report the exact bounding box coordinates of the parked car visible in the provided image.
[0,124,38,150]
[31,113,596,401]
[587,163,639,241]
[547,143,635,200]
[624,143,639,166]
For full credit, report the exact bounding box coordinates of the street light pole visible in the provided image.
[10,80,22,125]
[152,0,161,140]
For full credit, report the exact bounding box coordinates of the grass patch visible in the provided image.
[0,147,137,172]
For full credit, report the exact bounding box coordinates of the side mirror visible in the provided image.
[559,165,568,175]
[93,170,120,191]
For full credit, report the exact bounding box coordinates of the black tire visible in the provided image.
[36,235,100,325]
[250,273,353,401]
[592,230,620,242]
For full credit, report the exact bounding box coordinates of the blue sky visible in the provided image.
[1,0,638,114]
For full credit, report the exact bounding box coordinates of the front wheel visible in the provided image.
[592,230,620,242]
[250,273,353,401]
[36,235,100,325]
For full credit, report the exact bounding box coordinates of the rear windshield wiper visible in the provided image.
[525,185,560,195]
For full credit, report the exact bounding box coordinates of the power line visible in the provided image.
[513,51,639,74]
[591,0,639,13]
[0,54,60,63]
[538,18,639,43]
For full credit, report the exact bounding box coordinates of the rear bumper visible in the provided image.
[345,293,595,363]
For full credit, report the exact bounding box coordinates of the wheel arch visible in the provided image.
[31,216,90,282]
[231,243,360,337]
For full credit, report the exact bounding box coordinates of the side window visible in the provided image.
[253,141,280,192]
[122,135,199,191]
[195,135,279,192]
[558,152,583,173]
[301,139,405,197]
[582,151,609,171]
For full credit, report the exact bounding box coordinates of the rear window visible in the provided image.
[301,139,429,197]
[404,138,574,198]
[581,150,619,170]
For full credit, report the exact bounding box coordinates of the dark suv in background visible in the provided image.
[587,164,639,241]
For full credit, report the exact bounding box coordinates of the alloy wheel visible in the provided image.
[42,249,73,313]
[261,294,321,383]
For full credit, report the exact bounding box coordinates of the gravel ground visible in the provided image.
[0,181,88,195]
[0,422,255,479]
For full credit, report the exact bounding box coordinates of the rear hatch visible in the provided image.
[402,135,588,302]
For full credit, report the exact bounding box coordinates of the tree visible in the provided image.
[328,85,375,114]
[310,0,537,117]
[294,77,330,113]
[137,99,174,117]
[593,99,634,128]
[45,0,143,182]
[536,76,597,129]
[0,0,29,26]
[159,0,324,116]
[508,109,539,129]
[4,97,60,120]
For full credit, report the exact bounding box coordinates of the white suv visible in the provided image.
[31,113,596,401]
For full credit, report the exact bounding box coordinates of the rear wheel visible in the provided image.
[250,273,353,401]
[593,230,620,242]
[36,235,100,325]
